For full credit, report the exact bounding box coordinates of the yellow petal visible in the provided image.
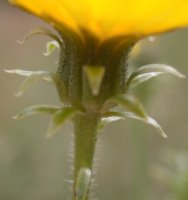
[10,0,188,40]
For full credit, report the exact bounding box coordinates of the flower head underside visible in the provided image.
[10,0,188,42]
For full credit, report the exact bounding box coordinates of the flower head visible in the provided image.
[9,0,188,41]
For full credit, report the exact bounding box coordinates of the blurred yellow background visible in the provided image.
[1,1,188,200]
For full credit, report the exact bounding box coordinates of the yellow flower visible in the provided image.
[9,0,188,41]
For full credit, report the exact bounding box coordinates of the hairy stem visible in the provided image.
[73,113,100,200]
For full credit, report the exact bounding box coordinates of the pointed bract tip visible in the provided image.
[46,129,56,139]
[178,73,186,79]
[12,115,20,120]
[163,133,168,139]
[4,69,12,73]
[14,91,22,97]
[17,39,25,45]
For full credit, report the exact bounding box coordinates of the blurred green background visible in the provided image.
[1,1,188,200]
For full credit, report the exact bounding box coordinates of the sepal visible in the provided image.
[51,73,68,103]
[83,65,105,95]
[125,64,185,90]
[103,111,167,138]
[13,104,60,119]
[99,112,125,130]
[47,107,79,138]
[17,27,63,47]
[5,69,52,96]
[103,94,147,119]
[43,40,60,56]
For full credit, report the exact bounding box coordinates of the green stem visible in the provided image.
[73,113,100,200]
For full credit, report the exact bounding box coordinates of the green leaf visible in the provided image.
[105,111,167,138]
[108,94,147,119]
[126,64,186,90]
[17,27,63,47]
[5,69,52,96]
[43,40,60,56]
[76,168,91,200]
[14,104,60,119]
[47,107,79,138]
[83,65,105,95]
